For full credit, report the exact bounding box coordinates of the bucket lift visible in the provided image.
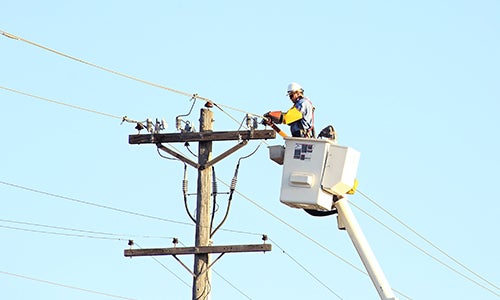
[269,137,398,300]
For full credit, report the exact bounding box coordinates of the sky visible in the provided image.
[1,1,499,299]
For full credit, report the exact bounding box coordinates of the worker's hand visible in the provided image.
[261,116,272,126]
[263,111,284,124]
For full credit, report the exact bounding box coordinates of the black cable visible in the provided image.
[182,163,196,223]
[184,142,198,157]
[157,147,177,160]
[210,143,261,237]
[210,166,217,232]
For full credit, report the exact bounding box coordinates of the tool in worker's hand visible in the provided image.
[263,111,284,124]
[261,115,288,138]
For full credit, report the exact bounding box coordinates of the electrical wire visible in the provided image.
[157,147,177,160]
[0,270,137,300]
[215,177,414,300]
[0,30,192,98]
[0,180,194,227]
[212,269,253,300]
[358,189,499,292]
[270,238,344,299]
[0,218,174,240]
[352,195,500,297]
[0,30,265,124]
[209,143,261,238]
[133,242,192,288]
[215,177,367,275]
[0,85,122,119]
[2,59,489,296]
[0,217,248,297]
[1,178,411,298]
[0,31,400,298]
[210,166,218,232]
[182,163,197,223]
[0,224,128,241]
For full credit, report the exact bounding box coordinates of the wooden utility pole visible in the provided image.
[193,108,213,299]
[125,108,275,300]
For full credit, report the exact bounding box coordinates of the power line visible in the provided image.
[0,85,122,120]
[269,238,344,299]
[0,218,250,297]
[358,190,499,291]
[0,177,381,297]
[218,178,413,300]
[355,191,500,297]
[0,175,409,298]
[0,270,137,300]
[0,224,128,241]
[133,242,192,289]
[0,30,263,122]
[0,82,484,289]
[0,82,466,295]
[0,180,194,227]
[0,218,175,240]
[1,60,487,296]
[216,178,367,275]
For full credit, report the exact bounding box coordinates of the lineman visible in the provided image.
[263,82,315,138]
[264,83,341,217]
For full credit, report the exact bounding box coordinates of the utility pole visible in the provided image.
[193,108,214,299]
[125,108,275,299]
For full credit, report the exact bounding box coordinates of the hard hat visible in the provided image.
[287,82,303,93]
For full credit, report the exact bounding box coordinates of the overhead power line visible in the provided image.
[356,190,500,296]
[270,237,344,299]
[0,85,122,120]
[0,82,467,299]
[0,30,261,122]
[0,218,174,241]
[0,270,136,300]
[218,178,413,300]
[0,180,193,227]
[2,30,491,296]
[0,174,410,298]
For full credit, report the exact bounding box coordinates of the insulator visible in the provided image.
[230,176,237,190]
[146,118,153,133]
[155,118,161,133]
[252,117,258,129]
[182,179,188,193]
[246,114,252,128]
[212,180,218,194]
[175,117,182,131]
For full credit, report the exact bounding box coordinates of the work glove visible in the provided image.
[263,111,284,124]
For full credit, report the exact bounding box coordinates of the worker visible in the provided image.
[263,82,315,138]
[264,83,341,217]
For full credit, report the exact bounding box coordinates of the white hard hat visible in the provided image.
[287,82,303,93]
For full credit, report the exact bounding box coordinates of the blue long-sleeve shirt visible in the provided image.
[289,96,314,136]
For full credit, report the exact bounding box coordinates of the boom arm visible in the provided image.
[335,196,398,300]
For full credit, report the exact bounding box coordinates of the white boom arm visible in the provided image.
[335,196,398,300]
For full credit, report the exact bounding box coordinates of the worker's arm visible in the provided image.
[264,107,303,125]
[282,107,303,124]
[263,111,284,124]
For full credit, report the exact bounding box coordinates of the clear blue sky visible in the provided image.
[1,1,499,299]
